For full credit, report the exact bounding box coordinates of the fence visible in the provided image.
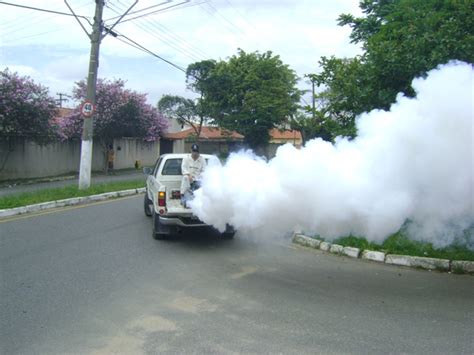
[0,137,160,181]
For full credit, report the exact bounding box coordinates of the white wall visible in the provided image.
[0,137,160,181]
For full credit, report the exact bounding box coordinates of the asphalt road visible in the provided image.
[1,195,473,354]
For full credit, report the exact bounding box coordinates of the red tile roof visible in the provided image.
[163,126,301,142]
[269,128,302,140]
[163,126,244,140]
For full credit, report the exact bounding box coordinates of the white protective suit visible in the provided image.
[180,154,207,195]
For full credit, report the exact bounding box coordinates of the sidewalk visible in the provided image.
[0,169,146,198]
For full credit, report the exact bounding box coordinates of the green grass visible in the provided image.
[0,179,145,209]
[314,231,474,261]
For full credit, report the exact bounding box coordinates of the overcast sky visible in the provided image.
[0,0,362,107]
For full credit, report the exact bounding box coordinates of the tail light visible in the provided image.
[158,191,166,207]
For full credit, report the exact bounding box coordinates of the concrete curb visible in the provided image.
[385,254,450,271]
[0,188,146,218]
[292,233,474,275]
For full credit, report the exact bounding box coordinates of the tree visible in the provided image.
[186,59,217,98]
[187,50,301,150]
[339,0,473,104]
[157,95,206,138]
[59,78,168,170]
[313,0,474,135]
[0,68,58,143]
[290,108,344,145]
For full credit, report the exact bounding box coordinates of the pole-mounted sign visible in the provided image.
[81,100,95,117]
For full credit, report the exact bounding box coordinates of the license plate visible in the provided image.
[171,191,181,199]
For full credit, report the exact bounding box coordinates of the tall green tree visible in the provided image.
[340,0,473,104]
[157,95,206,138]
[313,0,474,135]
[188,50,301,149]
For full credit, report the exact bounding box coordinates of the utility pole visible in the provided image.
[77,0,104,190]
[65,0,138,189]
[56,92,70,107]
[304,73,317,120]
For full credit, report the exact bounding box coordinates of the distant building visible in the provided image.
[269,128,302,148]
[161,126,244,155]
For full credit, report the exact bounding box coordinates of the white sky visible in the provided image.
[0,0,362,107]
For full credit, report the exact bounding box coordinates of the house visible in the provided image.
[161,126,244,156]
[160,125,302,158]
[264,128,302,157]
[269,128,302,148]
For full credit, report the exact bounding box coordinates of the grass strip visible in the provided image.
[313,231,474,261]
[0,179,145,209]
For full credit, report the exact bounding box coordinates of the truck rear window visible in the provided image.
[162,159,182,175]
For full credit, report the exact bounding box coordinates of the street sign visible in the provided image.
[81,100,95,117]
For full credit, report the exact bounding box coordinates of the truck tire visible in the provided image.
[144,191,153,217]
[152,211,168,240]
[222,224,235,239]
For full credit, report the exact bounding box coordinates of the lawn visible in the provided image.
[313,230,474,261]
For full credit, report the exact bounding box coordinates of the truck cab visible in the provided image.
[143,153,234,239]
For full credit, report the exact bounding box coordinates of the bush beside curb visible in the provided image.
[292,233,473,275]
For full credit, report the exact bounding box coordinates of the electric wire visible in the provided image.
[198,0,246,41]
[113,0,191,24]
[222,0,256,31]
[106,2,202,62]
[0,0,92,43]
[107,1,207,62]
[206,0,246,36]
[1,29,64,45]
[113,30,187,73]
[114,0,208,59]
[104,0,171,22]
[0,1,91,24]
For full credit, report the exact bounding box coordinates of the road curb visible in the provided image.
[0,188,146,218]
[292,233,473,275]
[385,254,450,271]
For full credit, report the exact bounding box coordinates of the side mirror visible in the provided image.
[143,167,152,175]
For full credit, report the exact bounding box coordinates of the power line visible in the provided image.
[112,0,192,24]
[0,0,91,39]
[106,2,202,63]
[200,0,246,39]
[112,29,187,73]
[104,0,171,22]
[1,28,64,45]
[0,1,92,24]
[0,0,93,44]
[108,1,207,62]
[223,0,257,31]
[115,1,208,59]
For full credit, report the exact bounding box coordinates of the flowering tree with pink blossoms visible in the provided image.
[58,78,168,171]
[0,69,58,143]
[58,78,168,142]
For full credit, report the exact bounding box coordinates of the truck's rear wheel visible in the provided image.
[144,191,153,217]
[152,211,168,240]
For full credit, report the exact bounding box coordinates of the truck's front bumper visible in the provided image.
[159,215,208,228]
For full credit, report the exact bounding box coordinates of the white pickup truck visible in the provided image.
[143,153,234,239]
